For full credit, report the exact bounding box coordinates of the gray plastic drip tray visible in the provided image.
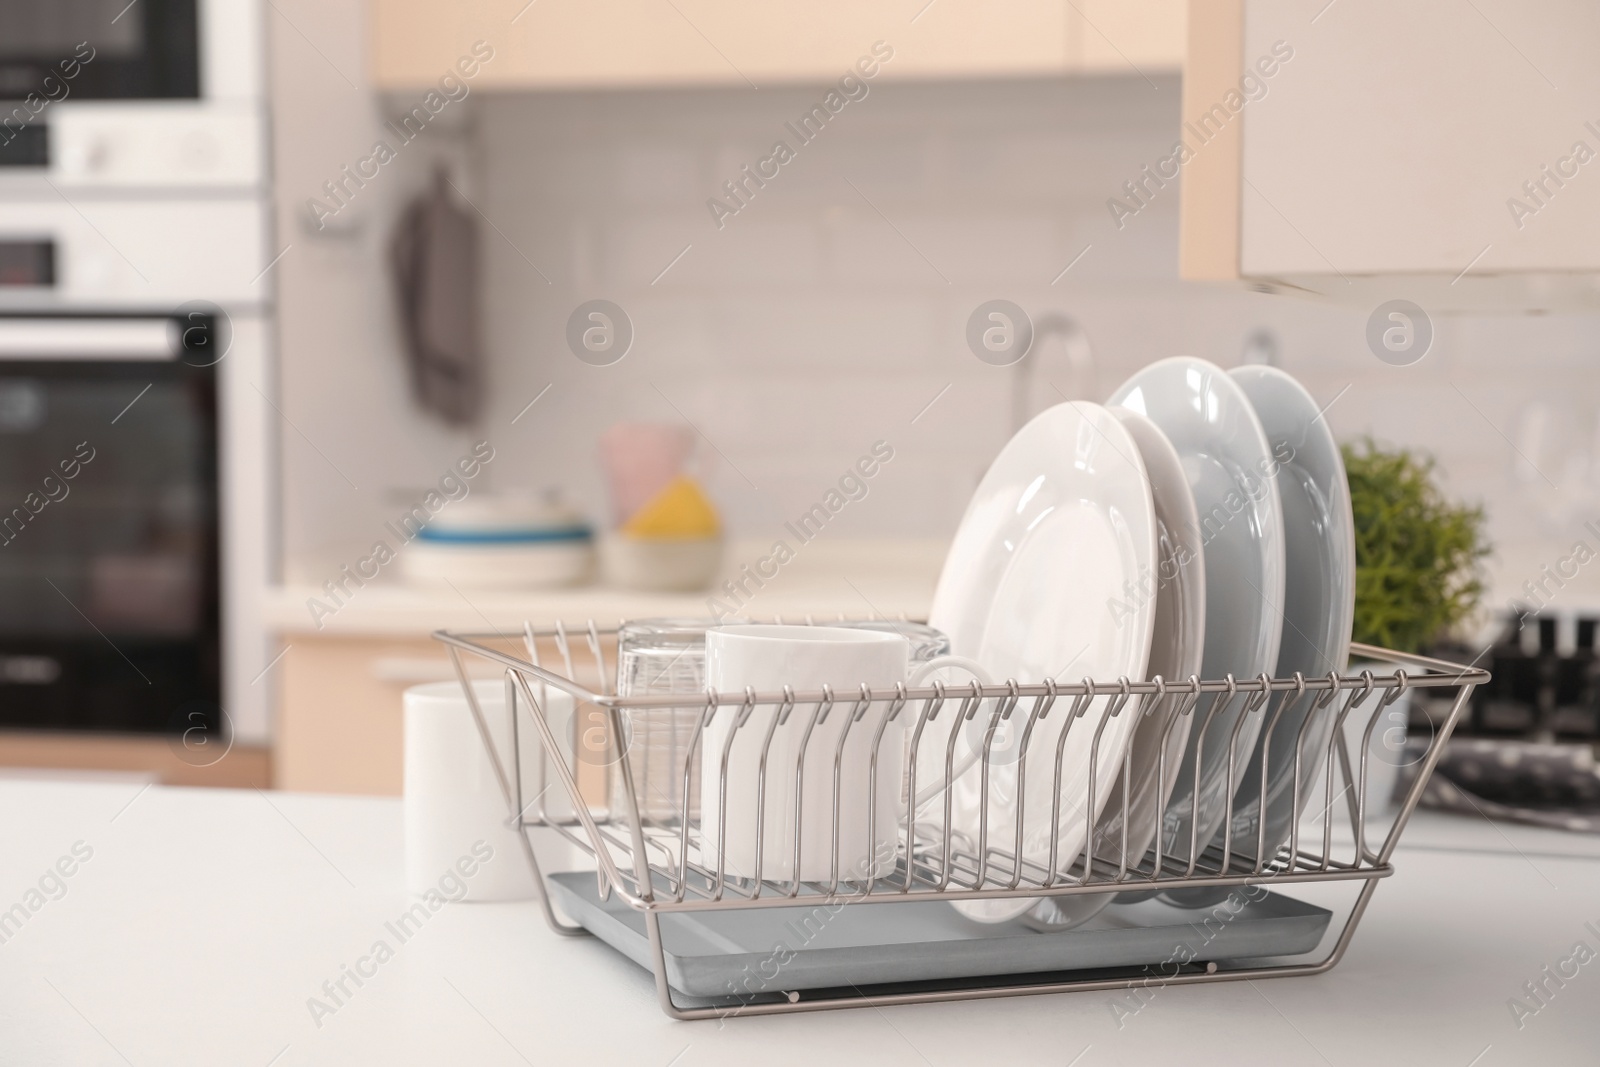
[547,872,1332,1000]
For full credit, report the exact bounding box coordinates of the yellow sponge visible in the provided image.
[620,475,720,539]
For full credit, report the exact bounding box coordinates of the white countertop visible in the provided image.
[266,539,947,635]
[264,536,1600,640]
[3,778,1599,1065]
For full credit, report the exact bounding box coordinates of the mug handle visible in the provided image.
[905,655,993,807]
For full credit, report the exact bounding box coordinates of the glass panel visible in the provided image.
[0,2,144,58]
[0,0,198,101]
[0,363,215,640]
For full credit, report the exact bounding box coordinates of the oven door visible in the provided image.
[0,0,200,101]
[0,313,221,734]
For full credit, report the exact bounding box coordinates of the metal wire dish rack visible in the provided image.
[434,622,1488,1020]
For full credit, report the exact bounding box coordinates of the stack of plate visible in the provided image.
[927,358,1354,928]
[401,495,595,588]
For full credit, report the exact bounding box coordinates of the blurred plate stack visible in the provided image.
[401,494,594,588]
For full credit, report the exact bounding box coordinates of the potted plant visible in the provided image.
[1344,440,1490,655]
[1341,439,1490,811]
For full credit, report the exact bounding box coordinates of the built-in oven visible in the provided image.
[0,0,270,749]
[0,313,222,734]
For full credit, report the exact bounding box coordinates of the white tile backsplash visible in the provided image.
[274,68,1600,576]
[465,74,1600,551]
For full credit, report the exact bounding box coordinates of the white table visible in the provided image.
[3,778,1598,1066]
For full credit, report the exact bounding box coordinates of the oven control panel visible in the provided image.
[48,104,264,189]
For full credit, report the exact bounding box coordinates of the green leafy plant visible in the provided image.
[1343,439,1489,654]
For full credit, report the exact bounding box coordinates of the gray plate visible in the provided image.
[1227,366,1355,862]
[1110,358,1287,858]
[548,872,1331,999]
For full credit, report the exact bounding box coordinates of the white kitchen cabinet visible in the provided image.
[369,0,1185,90]
[1181,0,1600,309]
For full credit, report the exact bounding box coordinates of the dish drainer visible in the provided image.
[435,622,1487,1020]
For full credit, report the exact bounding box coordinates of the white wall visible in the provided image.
[475,76,1599,555]
[272,59,1600,577]
[269,0,487,583]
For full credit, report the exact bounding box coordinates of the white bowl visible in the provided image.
[401,540,594,589]
[599,535,722,592]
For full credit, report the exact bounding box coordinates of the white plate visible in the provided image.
[927,402,1157,923]
[1227,366,1355,861]
[1109,358,1286,863]
[1100,408,1205,867]
[1026,408,1206,931]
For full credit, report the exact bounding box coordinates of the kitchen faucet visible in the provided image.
[1241,327,1280,367]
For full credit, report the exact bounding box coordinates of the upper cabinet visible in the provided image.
[1181,0,1600,309]
[369,0,1186,90]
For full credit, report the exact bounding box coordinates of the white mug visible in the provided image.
[699,625,988,884]
[403,679,576,901]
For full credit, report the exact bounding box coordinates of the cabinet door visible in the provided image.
[275,635,611,802]
[1183,0,1600,299]
[275,636,445,794]
[672,0,1074,82]
[1243,0,1600,277]
[1069,0,1187,74]
[369,0,1078,89]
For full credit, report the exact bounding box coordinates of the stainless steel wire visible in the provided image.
[436,624,1486,1018]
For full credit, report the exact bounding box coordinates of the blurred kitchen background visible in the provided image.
[6,0,1600,797]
